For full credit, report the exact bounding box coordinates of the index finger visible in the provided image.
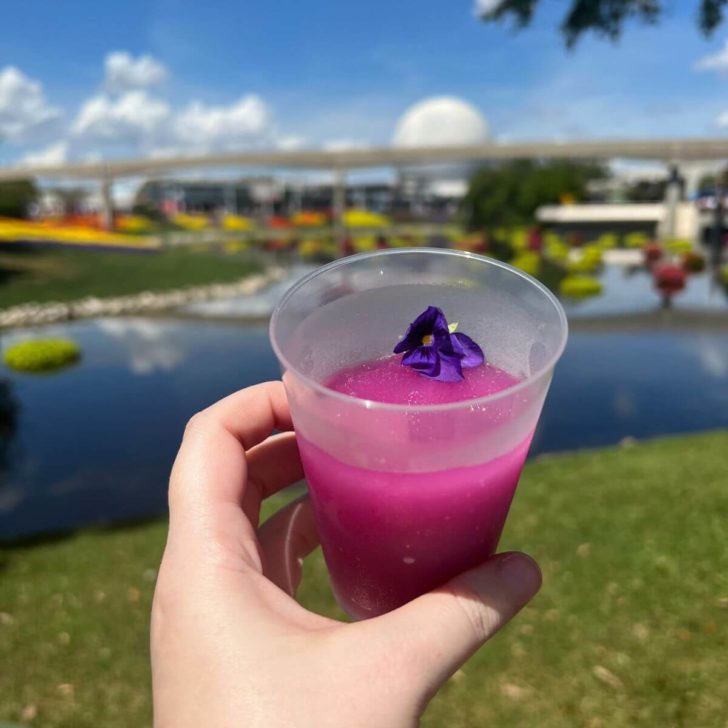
[168,381,293,543]
[187,380,294,450]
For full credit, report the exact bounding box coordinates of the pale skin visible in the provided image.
[151,381,542,728]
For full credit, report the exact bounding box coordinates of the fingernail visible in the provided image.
[496,552,542,604]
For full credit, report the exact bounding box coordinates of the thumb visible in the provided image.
[364,552,541,706]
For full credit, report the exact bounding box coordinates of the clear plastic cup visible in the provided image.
[270,249,568,619]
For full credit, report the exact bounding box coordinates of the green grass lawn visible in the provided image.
[1,431,727,727]
[0,245,262,309]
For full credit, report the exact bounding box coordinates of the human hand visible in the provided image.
[151,382,541,727]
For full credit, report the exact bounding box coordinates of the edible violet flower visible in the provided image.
[393,305,485,382]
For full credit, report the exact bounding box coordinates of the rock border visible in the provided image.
[0,267,286,329]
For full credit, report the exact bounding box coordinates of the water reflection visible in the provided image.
[691,333,728,379]
[534,331,728,452]
[563,264,728,318]
[97,319,188,374]
[0,317,279,539]
[1,262,728,539]
[0,379,19,473]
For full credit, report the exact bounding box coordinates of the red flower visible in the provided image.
[527,227,544,251]
[653,264,686,297]
[642,242,663,265]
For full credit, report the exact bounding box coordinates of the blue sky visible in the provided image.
[2,0,728,166]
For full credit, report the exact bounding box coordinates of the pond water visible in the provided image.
[563,263,728,318]
[1,263,728,539]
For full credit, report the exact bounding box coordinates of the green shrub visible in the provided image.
[664,238,693,255]
[682,251,706,273]
[596,232,618,250]
[721,265,728,285]
[3,338,81,373]
[560,275,603,298]
[509,227,529,250]
[510,251,540,277]
[0,179,38,218]
[624,231,650,248]
[568,244,603,273]
[544,235,569,262]
[543,231,563,245]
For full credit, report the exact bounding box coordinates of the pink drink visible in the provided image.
[297,355,530,619]
[271,251,568,621]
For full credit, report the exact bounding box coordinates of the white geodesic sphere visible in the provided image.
[392,97,489,148]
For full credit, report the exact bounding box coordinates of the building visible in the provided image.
[135,178,264,215]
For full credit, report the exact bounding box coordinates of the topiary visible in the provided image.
[624,231,649,248]
[544,238,569,262]
[664,239,693,255]
[681,250,706,273]
[595,232,618,250]
[510,252,540,277]
[642,242,664,266]
[560,275,603,298]
[568,244,603,273]
[4,338,81,373]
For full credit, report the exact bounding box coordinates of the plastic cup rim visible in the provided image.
[269,247,569,413]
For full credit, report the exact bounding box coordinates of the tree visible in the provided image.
[0,179,39,219]
[479,0,727,47]
[697,166,728,191]
[626,178,668,202]
[463,159,606,230]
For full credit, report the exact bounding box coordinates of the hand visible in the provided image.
[151,382,541,727]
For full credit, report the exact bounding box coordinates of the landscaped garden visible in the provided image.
[0,244,261,309]
[2,217,721,313]
[1,168,727,728]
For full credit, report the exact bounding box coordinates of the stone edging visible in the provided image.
[0,267,286,329]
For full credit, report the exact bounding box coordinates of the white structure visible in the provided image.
[537,202,700,241]
[4,134,728,233]
[392,97,490,203]
[392,97,489,148]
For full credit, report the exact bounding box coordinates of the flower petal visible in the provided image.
[452,333,485,368]
[393,306,449,354]
[401,345,440,377]
[433,352,464,382]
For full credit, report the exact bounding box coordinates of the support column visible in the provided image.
[100,176,114,231]
[333,168,347,254]
[662,163,681,241]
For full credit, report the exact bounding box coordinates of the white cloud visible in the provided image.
[692,336,728,378]
[20,141,69,167]
[72,90,172,144]
[0,66,61,143]
[4,53,364,165]
[276,134,307,150]
[694,40,728,73]
[173,95,274,150]
[474,0,504,17]
[104,51,168,92]
[716,110,728,127]
[97,319,186,375]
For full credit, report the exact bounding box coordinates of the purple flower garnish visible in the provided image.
[393,305,485,382]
